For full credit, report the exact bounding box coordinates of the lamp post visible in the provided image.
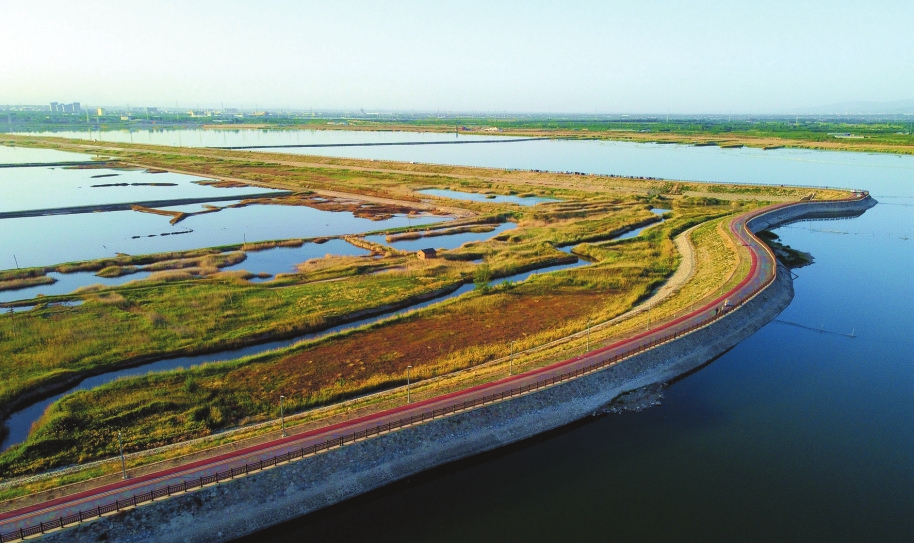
[510,341,516,375]
[280,395,286,437]
[587,318,591,353]
[118,431,127,480]
[406,365,413,403]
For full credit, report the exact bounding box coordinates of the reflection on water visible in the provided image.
[0,145,92,164]
[0,271,153,304]
[222,239,369,278]
[0,239,373,303]
[0,165,278,214]
[0,204,442,271]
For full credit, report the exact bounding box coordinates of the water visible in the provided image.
[11,129,899,194]
[0,165,274,214]
[0,145,93,164]
[0,239,370,303]
[0,203,441,271]
[0,271,154,304]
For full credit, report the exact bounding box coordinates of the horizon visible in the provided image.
[6,102,914,117]
[2,1,913,114]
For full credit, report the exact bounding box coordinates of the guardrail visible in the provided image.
[0,194,868,542]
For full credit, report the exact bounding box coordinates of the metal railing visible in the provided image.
[0,195,867,543]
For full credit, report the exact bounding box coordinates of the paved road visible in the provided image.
[0,197,851,538]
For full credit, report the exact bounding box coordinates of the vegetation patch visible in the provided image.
[758,231,814,268]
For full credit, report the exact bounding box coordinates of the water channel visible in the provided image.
[2,132,912,541]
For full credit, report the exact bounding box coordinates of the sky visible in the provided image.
[2,0,912,114]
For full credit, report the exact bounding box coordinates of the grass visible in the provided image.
[0,270,460,414]
[0,275,55,292]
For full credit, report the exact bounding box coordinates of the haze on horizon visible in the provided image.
[2,0,912,115]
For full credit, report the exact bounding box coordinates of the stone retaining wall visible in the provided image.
[40,197,875,543]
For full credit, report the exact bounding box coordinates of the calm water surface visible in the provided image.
[0,145,92,164]
[0,203,441,271]
[0,166,273,214]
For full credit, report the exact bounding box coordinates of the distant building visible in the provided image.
[52,102,81,113]
[417,248,437,259]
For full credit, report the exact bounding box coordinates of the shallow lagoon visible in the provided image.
[0,145,92,164]
[0,238,372,303]
[0,166,277,214]
[0,202,441,271]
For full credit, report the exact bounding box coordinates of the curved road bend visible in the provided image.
[0,197,856,534]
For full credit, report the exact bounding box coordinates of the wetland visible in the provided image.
[0,130,910,542]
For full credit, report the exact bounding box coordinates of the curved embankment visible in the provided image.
[3,196,875,543]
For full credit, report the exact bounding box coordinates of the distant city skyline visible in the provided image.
[2,0,912,114]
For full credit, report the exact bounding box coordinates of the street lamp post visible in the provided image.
[280,395,286,437]
[407,365,413,403]
[587,318,591,353]
[510,341,515,375]
[118,431,127,480]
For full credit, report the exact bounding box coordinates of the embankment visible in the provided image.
[0,193,292,219]
[31,196,876,543]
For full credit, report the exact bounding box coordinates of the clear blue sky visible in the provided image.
[2,0,912,113]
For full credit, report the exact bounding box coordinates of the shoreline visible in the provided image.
[2,196,876,542]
